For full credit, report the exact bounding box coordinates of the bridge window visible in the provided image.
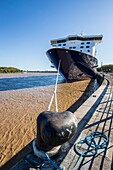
[57,39,66,43]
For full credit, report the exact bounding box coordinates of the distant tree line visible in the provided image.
[97,64,113,73]
[0,67,57,73]
[0,67,23,73]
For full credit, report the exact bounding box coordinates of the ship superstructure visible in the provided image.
[46,33,103,81]
[51,34,102,56]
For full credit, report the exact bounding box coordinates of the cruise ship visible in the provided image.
[46,33,103,81]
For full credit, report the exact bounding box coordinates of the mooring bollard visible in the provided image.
[36,111,78,152]
[30,110,78,169]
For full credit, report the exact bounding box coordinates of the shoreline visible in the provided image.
[0,72,58,79]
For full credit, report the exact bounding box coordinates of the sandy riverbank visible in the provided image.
[0,78,90,167]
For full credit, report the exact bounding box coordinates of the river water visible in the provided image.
[0,75,65,91]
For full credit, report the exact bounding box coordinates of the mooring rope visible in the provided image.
[32,132,109,169]
[38,151,63,170]
[72,131,109,170]
[47,60,61,112]
[33,139,63,170]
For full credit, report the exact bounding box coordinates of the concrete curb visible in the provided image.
[74,78,109,122]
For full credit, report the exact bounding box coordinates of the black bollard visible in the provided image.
[36,110,78,152]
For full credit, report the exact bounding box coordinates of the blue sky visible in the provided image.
[0,0,113,71]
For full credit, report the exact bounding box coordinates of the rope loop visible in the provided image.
[74,131,109,157]
[72,132,109,170]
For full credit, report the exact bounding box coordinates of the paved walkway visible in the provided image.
[60,76,113,170]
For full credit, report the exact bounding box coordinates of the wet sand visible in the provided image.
[0,75,90,167]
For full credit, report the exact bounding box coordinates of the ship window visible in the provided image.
[87,42,90,44]
[73,47,76,49]
[80,46,84,48]
[80,50,82,52]
[63,43,66,46]
[69,47,72,49]
[86,46,90,48]
[87,50,90,52]
[68,37,77,40]
[58,44,61,46]
[81,42,84,44]
[57,39,66,43]
[51,40,57,45]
